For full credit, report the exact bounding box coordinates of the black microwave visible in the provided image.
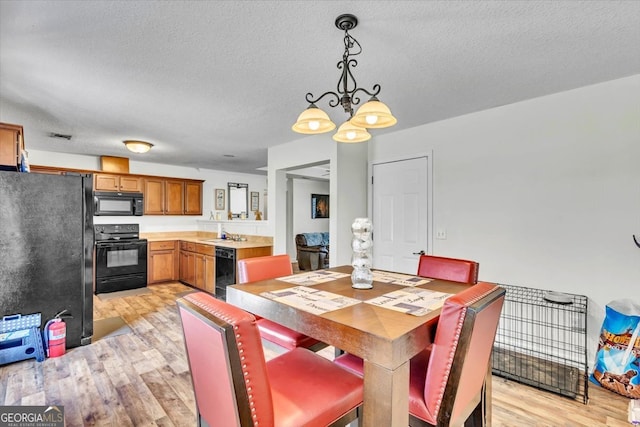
[94,191,144,216]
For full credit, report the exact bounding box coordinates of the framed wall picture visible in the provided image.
[311,194,329,219]
[215,188,225,211]
[250,191,259,212]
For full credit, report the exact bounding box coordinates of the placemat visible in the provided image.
[371,270,433,287]
[365,287,452,316]
[261,286,360,315]
[277,270,350,286]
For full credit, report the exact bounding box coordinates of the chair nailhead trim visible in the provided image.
[434,310,466,412]
[431,286,496,413]
[183,294,263,426]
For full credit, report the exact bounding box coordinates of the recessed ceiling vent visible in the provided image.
[49,132,72,140]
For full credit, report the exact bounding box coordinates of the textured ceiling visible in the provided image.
[1,1,639,175]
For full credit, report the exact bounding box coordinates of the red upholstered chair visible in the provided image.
[177,292,363,427]
[335,282,505,427]
[416,255,479,343]
[417,254,479,284]
[237,254,327,352]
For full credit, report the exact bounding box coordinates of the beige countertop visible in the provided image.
[141,231,272,249]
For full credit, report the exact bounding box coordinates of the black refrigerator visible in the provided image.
[0,171,94,348]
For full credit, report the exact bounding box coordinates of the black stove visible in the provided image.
[94,224,148,294]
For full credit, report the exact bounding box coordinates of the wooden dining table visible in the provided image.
[226,265,476,427]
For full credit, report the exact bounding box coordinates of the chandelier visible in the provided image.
[292,14,397,143]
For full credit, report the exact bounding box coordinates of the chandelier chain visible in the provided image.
[305,25,380,117]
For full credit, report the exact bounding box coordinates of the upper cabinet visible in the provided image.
[0,122,24,171]
[145,178,180,215]
[144,177,202,215]
[16,136,204,216]
[89,172,202,216]
[94,173,141,192]
[185,181,203,215]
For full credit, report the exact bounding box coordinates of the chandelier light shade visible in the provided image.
[292,14,396,143]
[351,96,397,129]
[291,103,336,134]
[123,140,153,153]
[333,121,371,143]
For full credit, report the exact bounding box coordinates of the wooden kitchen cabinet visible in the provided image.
[144,178,184,215]
[95,173,141,192]
[27,159,203,216]
[194,251,215,293]
[179,241,214,293]
[233,246,273,282]
[147,240,179,284]
[144,178,165,215]
[144,177,202,215]
[184,181,203,215]
[179,249,196,285]
[165,179,184,214]
[236,246,273,261]
[0,122,24,171]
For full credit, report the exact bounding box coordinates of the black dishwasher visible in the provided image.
[215,246,236,300]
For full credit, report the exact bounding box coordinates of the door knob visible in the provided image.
[412,250,425,256]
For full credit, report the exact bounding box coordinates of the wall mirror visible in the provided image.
[228,182,248,218]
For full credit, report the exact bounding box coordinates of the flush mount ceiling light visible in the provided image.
[123,140,153,154]
[292,14,397,143]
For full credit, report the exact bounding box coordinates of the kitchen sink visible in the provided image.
[202,239,246,243]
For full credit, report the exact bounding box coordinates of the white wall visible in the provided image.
[290,178,330,260]
[26,150,267,233]
[268,134,367,265]
[369,75,640,361]
[292,178,330,235]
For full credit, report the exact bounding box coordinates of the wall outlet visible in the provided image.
[436,229,447,240]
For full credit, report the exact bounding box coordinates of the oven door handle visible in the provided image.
[96,241,146,249]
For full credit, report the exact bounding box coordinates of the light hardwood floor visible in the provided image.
[0,282,630,426]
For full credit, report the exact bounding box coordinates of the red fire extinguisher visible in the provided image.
[44,310,69,358]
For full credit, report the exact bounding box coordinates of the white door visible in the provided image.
[372,156,430,274]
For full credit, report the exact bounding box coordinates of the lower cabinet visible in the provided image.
[179,242,215,293]
[179,250,195,285]
[195,251,215,293]
[148,241,179,284]
[165,240,273,294]
[236,247,273,266]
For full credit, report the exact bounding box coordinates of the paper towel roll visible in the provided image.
[217,223,222,237]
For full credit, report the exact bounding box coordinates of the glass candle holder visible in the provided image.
[351,217,373,289]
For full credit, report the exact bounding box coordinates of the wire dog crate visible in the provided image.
[491,284,589,404]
